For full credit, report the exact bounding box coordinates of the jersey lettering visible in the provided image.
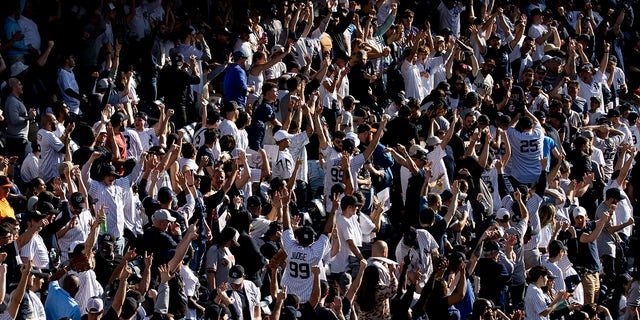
[519,139,539,153]
[288,261,310,279]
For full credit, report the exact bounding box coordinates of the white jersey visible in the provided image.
[481,164,501,213]
[506,124,544,184]
[629,125,640,149]
[281,229,330,303]
[395,229,439,281]
[321,147,366,212]
[134,127,157,152]
[123,128,144,159]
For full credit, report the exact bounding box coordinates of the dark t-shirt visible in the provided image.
[474,257,510,306]
[140,226,178,265]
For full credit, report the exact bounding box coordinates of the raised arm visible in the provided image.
[447,262,467,305]
[8,261,32,319]
[363,116,388,159]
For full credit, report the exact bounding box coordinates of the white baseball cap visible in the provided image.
[572,206,587,218]
[274,130,294,142]
[496,208,510,221]
[153,209,176,222]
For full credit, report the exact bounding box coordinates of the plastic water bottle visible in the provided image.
[100,210,108,232]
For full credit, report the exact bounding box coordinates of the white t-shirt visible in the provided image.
[332,213,362,273]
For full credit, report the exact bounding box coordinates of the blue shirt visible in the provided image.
[4,16,28,58]
[45,281,81,320]
[223,64,248,106]
[247,101,276,150]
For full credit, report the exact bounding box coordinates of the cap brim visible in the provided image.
[0,183,14,188]
[230,277,243,284]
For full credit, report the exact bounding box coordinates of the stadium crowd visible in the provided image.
[1,0,640,319]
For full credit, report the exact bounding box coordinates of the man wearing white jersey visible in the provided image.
[81,151,143,256]
[506,108,545,185]
[132,111,164,152]
[280,186,336,303]
[312,111,388,212]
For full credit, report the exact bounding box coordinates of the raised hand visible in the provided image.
[158,264,174,283]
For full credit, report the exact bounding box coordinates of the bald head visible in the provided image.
[62,274,80,297]
[371,240,388,258]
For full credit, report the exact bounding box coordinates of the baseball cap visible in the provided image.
[345,132,360,148]
[134,111,148,121]
[38,201,58,215]
[572,206,587,218]
[496,208,510,221]
[96,78,109,91]
[233,50,248,61]
[531,8,544,16]
[271,45,285,55]
[425,136,442,147]
[31,266,51,279]
[86,296,104,314]
[247,195,261,208]
[580,130,594,138]
[488,33,501,41]
[157,186,175,204]
[0,176,14,188]
[172,53,185,66]
[295,226,316,246]
[356,123,377,134]
[343,95,360,106]
[274,130,295,142]
[70,192,86,209]
[221,227,240,246]
[532,80,543,89]
[120,297,139,319]
[229,265,245,284]
[100,233,116,245]
[435,35,445,43]
[561,94,572,102]
[609,55,618,64]
[580,63,594,72]
[25,210,47,221]
[605,188,625,200]
[410,146,428,161]
[152,209,176,222]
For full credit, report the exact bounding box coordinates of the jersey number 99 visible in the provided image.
[289,261,310,279]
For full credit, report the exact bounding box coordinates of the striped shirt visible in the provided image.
[502,193,543,251]
[56,206,93,263]
[281,229,330,303]
[20,233,49,269]
[524,285,551,320]
[123,128,144,159]
[68,269,104,316]
[87,162,143,238]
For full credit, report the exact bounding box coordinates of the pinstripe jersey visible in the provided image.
[321,147,366,212]
[56,207,93,263]
[20,233,49,269]
[68,269,104,316]
[281,229,330,303]
[524,284,551,320]
[506,125,544,184]
[502,193,543,251]
[87,162,143,238]
[481,163,501,212]
[123,128,144,159]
